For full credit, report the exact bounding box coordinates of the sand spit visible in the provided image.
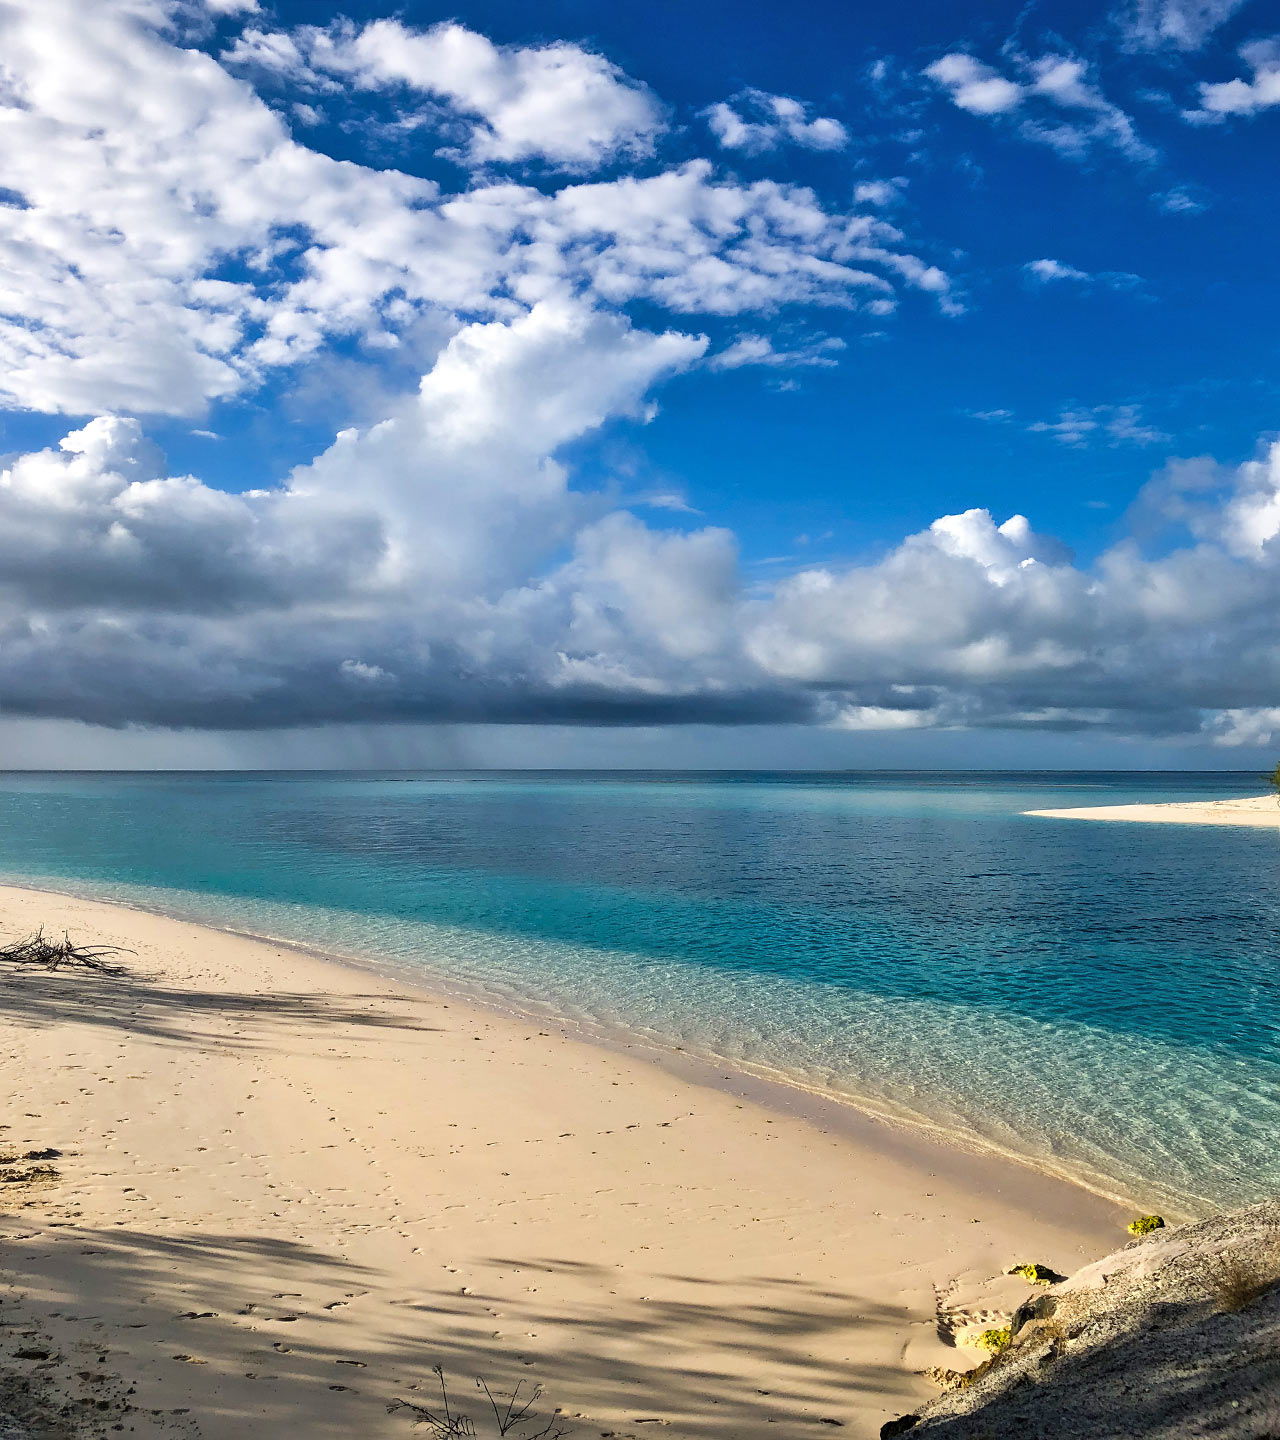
[1025,794,1280,828]
[0,883,1130,1439]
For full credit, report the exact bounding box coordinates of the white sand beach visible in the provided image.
[0,883,1133,1439]
[1025,794,1280,827]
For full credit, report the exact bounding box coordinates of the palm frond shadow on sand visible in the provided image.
[2,1221,918,1438]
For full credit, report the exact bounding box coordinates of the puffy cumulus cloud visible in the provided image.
[738,485,1280,743]
[1212,439,1280,556]
[522,161,952,315]
[0,298,701,621]
[0,0,443,415]
[925,51,1155,163]
[924,55,1024,116]
[0,0,953,419]
[1116,0,1249,52]
[259,18,666,169]
[1189,38,1280,118]
[705,90,849,154]
[0,416,385,614]
[289,298,706,597]
[12,382,1280,745]
[11,1,1280,750]
[543,512,744,692]
[1206,707,1280,746]
[0,297,728,728]
[853,178,908,207]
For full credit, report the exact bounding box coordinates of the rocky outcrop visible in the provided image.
[884,1201,1280,1439]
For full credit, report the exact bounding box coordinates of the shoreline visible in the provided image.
[1025,793,1280,827]
[0,881,1134,1437]
[0,873,1157,1216]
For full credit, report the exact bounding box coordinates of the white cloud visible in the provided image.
[0,414,385,615]
[288,298,705,599]
[0,0,447,415]
[853,178,908,207]
[1118,0,1249,52]
[222,25,312,76]
[1105,405,1171,445]
[1025,258,1092,283]
[708,334,846,370]
[1023,258,1143,288]
[529,161,953,316]
[705,90,849,154]
[828,704,936,731]
[10,393,1280,746]
[924,55,1025,115]
[1155,184,1207,213]
[1213,439,1280,556]
[639,493,700,514]
[1027,403,1169,447]
[1206,707,1280,746]
[925,50,1155,164]
[1190,38,1280,118]
[0,2,956,421]
[0,297,730,727]
[293,19,667,169]
[11,2,1279,748]
[340,659,393,684]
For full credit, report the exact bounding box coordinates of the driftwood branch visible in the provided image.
[0,925,132,975]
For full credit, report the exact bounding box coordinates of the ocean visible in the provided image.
[0,769,1276,1212]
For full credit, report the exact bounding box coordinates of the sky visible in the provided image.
[2,0,1280,769]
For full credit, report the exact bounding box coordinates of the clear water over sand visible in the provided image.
[1,769,1276,1211]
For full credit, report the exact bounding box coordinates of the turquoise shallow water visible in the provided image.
[0,769,1277,1212]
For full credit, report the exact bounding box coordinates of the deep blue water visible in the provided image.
[0,769,1277,1211]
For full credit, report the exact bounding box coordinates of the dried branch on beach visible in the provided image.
[0,925,132,975]
[389,1367,569,1438]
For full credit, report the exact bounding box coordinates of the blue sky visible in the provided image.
[1,0,1279,767]
[159,0,1280,562]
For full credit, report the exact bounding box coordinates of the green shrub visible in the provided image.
[976,1327,1011,1353]
[1128,1214,1165,1236]
[1008,1262,1057,1285]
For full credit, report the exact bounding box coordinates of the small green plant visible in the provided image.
[1266,763,1280,807]
[975,1327,1011,1353]
[1127,1214,1165,1236]
[1007,1263,1058,1285]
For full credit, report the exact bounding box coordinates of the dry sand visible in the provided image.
[0,883,1133,1439]
[1025,793,1280,827]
